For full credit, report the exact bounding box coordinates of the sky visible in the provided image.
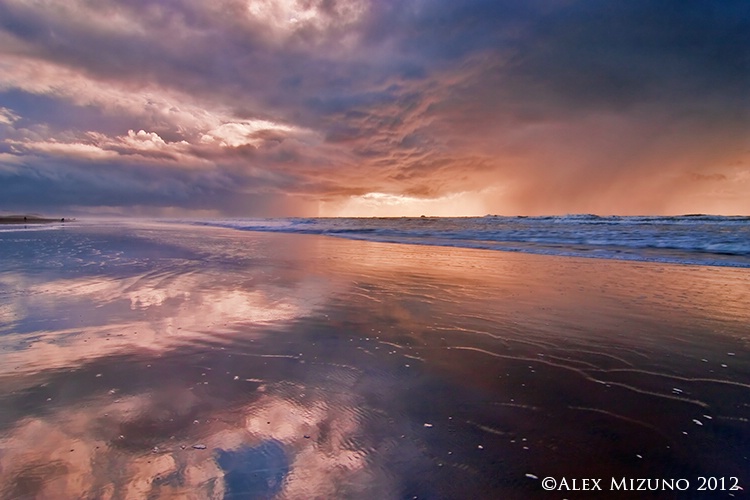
[0,0,748,217]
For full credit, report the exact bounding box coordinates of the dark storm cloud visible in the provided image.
[0,152,313,216]
[508,1,749,112]
[0,0,748,215]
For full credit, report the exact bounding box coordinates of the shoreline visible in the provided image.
[190,216,750,269]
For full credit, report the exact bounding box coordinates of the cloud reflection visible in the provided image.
[0,256,399,497]
[0,363,402,499]
[0,265,323,377]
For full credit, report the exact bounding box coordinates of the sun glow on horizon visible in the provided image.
[319,191,489,217]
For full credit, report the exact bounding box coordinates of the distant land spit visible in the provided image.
[0,215,71,224]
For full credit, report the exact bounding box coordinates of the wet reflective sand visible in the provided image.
[1,221,749,499]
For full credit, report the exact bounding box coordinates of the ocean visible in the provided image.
[196,215,750,268]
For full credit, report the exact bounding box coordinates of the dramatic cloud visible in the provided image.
[0,0,748,216]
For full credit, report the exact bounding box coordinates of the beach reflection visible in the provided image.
[1,222,749,499]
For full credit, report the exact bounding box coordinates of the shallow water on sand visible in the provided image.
[1,221,749,499]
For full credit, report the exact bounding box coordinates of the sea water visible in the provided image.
[196,215,750,268]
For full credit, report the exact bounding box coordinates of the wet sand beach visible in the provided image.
[0,221,748,499]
